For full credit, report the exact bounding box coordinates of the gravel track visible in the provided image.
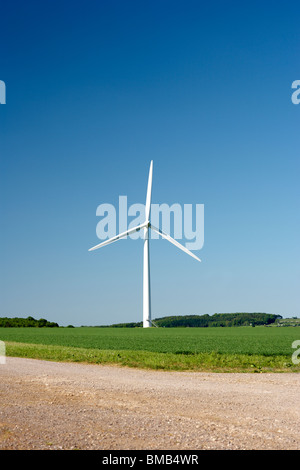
[0,357,299,450]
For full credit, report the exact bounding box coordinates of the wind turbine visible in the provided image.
[89,161,201,328]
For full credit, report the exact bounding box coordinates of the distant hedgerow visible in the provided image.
[0,316,59,328]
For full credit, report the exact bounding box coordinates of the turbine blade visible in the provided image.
[145,160,153,221]
[89,222,147,251]
[150,224,201,262]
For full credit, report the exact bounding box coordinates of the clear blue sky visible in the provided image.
[1,1,299,326]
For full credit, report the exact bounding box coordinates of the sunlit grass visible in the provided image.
[1,326,300,372]
[4,340,299,373]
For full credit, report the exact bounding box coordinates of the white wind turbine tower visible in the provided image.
[89,161,201,328]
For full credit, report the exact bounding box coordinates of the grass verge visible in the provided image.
[4,341,300,372]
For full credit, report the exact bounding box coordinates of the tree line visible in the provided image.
[108,313,282,328]
[0,316,59,328]
[0,313,284,328]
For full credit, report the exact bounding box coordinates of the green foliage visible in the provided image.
[1,325,300,372]
[109,313,282,328]
[104,322,142,328]
[0,325,298,356]
[4,340,300,373]
[0,316,59,328]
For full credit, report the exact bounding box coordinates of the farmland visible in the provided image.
[1,326,300,372]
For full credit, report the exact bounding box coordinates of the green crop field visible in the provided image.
[1,326,300,372]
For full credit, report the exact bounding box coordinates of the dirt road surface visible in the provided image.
[0,357,299,450]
